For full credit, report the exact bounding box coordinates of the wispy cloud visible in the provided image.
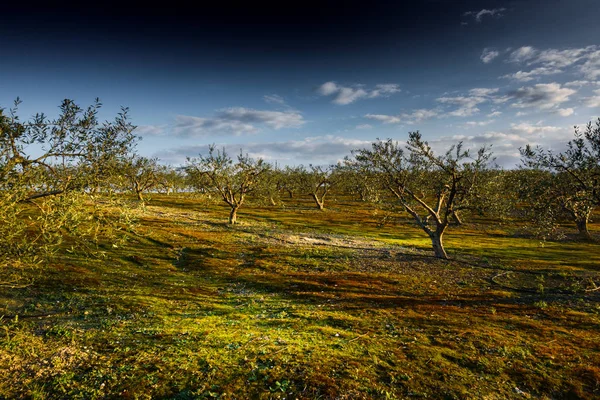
[157,135,372,165]
[318,82,401,105]
[365,108,439,125]
[463,120,495,128]
[463,8,507,23]
[481,48,500,63]
[503,45,600,80]
[263,94,287,106]
[134,124,167,137]
[501,67,563,82]
[173,108,304,137]
[436,88,499,117]
[556,108,575,117]
[583,89,600,108]
[510,121,563,135]
[508,83,576,110]
[364,114,402,124]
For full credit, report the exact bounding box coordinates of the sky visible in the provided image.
[1,0,599,167]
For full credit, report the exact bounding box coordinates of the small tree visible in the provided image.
[520,119,600,240]
[185,145,269,224]
[354,132,493,259]
[254,164,285,206]
[156,166,188,194]
[292,165,338,210]
[342,157,382,202]
[122,156,160,202]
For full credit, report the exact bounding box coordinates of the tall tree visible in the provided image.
[354,132,493,259]
[0,98,137,264]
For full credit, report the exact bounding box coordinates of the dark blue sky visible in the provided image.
[1,0,599,166]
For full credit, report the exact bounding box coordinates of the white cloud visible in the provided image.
[364,114,402,124]
[583,89,600,108]
[369,84,402,98]
[172,108,304,137]
[134,125,167,136]
[564,80,600,87]
[157,135,372,165]
[263,94,286,105]
[218,108,304,129]
[505,46,600,80]
[463,8,507,23]
[481,48,500,63]
[580,50,600,80]
[356,124,373,130]
[427,121,571,168]
[468,88,499,97]
[487,111,502,117]
[501,67,563,82]
[509,83,576,110]
[508,46,538,63]
[510,122,563,136]
[334,87,369,105]
[404,108,439,123]
[464,120,495,127]
[436,88,498,117]
[556,108,574,117]
[318,82,400,105]
[365,108,439,125]
[318,82,339,96]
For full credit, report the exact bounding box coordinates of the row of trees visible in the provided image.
[2,99,599,263]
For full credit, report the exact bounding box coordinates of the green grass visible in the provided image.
[1,194,599,399]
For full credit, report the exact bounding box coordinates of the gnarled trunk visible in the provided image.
[430,232,448,260]
[229,206,239,224]
[311,193,324,210]
[576,216,592,241]
[429,228,448,259]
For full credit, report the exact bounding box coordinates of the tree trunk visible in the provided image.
[430,230,448,259]
[576,216,592,241]
[136,191,144,201]
[311,193,324,210]
[287,189,293,198]
[229,206,239,224]
[269,196,277,206]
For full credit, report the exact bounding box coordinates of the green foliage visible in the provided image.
[0,98,137,273]
[521,119,600,240]
[353,132,494,258]
[185,145,270,223]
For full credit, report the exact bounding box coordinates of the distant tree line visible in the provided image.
[1,98,598,265]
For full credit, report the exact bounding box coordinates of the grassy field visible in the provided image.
[1,194,599,399]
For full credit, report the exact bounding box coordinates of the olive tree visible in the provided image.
[353,132,493,259]
[520,119,600,240]
[0,98,137,266]
[291,165,338,210]
[185,145,269,224]
[122,156,161,202]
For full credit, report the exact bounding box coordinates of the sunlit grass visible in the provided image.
[1,194,599,399]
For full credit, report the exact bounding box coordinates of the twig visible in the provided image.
[348,333,369,343]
